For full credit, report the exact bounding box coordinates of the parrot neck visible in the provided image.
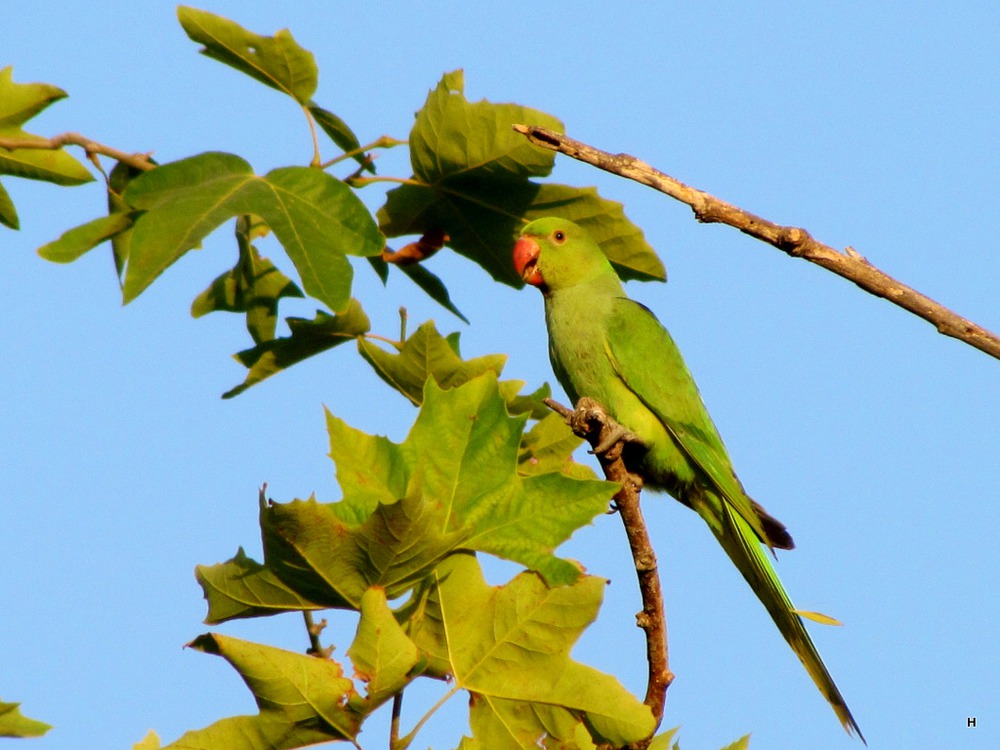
[542,271,624,331]
[542,269,623,300]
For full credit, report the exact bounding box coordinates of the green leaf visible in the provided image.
[191,218,305,345]
[223,298,370,398]
[160,633,360,749]
[36,212,136,262]
[0,67,93,186]
[410,70,562,184]
[198,375,614,623]
[412,554,656,748]
[380,179,664,286]
[504,380,552,420]
[357,320,505,405]
[308,104,374,174]
[324,410,407,523]
[0,180,18,229]
[0,699,51,738]
[347,587,420,709]
[196,547,324,624]
[518,411,591,479]
[396,261,469,322]
[376,71,664,286]
[122,152,383,309]
[177,7,317,104]
[260,491,465,610]
[402,375,614,583]
[108,160,153,280]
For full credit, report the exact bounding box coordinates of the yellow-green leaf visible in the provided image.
[413,554,656,748]
[0,699,51,738]
[347,588,420,708]
[0,67,93,186]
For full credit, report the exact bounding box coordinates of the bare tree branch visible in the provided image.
[545,396,672,743]
[0,132,156,173]
[514,124,1000,362]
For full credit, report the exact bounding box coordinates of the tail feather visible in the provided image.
[750,498,795,551]
[706,498,865,742]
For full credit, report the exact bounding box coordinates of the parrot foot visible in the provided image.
[568,397,645,456]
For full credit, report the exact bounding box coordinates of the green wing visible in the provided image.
[603,298,769,543]
[604,298,863,738]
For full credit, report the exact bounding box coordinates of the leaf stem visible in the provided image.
[304,106,322,167]
[346,175,423,188]
[390,692,403,749]
[320,134,407,170]
[514,124,1000,362]
[362,332,403,348]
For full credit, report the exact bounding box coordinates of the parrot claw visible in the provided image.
[589,423,643,455]
[568,397,645,457]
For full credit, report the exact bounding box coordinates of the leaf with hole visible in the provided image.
[177,7,318,104]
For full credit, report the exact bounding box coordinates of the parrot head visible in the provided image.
[512,217,614,292]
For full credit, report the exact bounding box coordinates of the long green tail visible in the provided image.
[704,498,865,742]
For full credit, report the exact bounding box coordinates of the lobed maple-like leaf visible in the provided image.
[121,152,383,310]
[139,633,360,749]
[198,374,614,622]
[358,320,506,405]
[410,554,656,748]
[378,69,665,288]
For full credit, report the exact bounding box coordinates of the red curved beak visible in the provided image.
[513,236,544,286]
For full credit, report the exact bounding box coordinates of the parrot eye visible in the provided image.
[553,230,566,243]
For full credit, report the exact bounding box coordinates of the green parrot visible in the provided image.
[513,217,862,740]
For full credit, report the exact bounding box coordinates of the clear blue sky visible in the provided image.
[2,2,998,748]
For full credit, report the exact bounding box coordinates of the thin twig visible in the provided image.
[544,396,671,743]
[302,611,332,658]
[514,124,1000,362]
[0,132,156,172]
